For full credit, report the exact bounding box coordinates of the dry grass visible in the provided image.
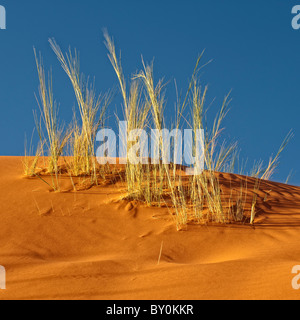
[23,135,44,177]
[25,33,293,229]
[49,39,110,183]
[104,32,151,201]
[33,49,68,175]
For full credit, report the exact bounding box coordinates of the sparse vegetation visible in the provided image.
[33,48,68,175]
[24,32,293,229]
[49,39,110,184]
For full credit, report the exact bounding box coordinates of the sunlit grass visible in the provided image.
[24,32,293,229]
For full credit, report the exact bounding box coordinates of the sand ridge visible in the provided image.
[0,157,300,300]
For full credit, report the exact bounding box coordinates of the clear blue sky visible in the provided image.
[0,0,299,184]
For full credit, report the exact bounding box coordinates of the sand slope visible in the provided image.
[0,157,300,300]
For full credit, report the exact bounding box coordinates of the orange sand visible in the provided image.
[0,156,300,300]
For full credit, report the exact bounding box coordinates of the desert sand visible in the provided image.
[0,156,300,300]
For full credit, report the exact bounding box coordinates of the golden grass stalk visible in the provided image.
[285,170,294,184]
[23,134,44,177]
[135,62,189,228]
[189,76,237,223]
[261,131,293,181]
[49,39,109,181]
[33,48,68,174]
[250,178,260,224]
[104,31,152,202]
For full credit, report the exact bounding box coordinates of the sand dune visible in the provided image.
[0,157,300,300]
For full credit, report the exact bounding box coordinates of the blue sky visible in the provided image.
[0,0,299,184]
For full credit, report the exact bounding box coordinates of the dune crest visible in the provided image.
[1,157,300,300]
